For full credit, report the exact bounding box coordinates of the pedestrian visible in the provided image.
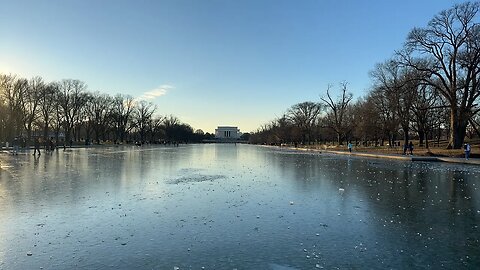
[409,141,414,155]
[403,143,408,155]
[12,137,19,155]
[49,138,55,151]
[33,138,41,156]
[464,143,471,160]
[348,142,353,153]
[53,139,56,151]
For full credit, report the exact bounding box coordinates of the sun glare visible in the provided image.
[0,66,11,74]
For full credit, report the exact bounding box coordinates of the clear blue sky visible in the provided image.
[0,0,468,133]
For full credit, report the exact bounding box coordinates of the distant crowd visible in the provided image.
[5,136,186,156]
[9,137,60,155]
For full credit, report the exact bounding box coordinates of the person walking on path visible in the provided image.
[464,143,471,160]
[408,141,414,155]
[33,138,41,156]
[348,142,353,153]
[403,143,408,155]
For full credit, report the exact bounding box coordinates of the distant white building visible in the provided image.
[215,126,241,139]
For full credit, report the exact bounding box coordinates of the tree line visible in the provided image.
[0,75,213,147]
[250,2,480,149]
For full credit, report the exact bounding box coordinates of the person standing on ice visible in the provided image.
[33,138,41,156]
[464,143,471,160]
[12,136,19,155]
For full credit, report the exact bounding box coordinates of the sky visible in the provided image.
[0,0,470,133]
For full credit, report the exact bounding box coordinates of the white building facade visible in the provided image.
[215,126,241,139]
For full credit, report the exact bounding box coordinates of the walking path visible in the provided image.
[282,146,480,166]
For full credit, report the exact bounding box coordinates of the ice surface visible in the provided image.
[0,144,479,269]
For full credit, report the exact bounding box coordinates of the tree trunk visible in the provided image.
[437,122,441,146]
[120,130,125,143]
[55,127,60,146]
[43,123,49,142]
[26,124,32,147]
[450,123,467,149]
[65,130,71,146]
[94,127,99,144]
[447,108,468,149]
[425,131,429,149]
[418,130,424,147]
[402,125,409,146]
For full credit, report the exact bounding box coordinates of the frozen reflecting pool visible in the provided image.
[0,144,479,269]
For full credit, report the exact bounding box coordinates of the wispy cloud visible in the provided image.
[138,84,174,100]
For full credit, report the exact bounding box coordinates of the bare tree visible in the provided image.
[320,82,353,145]
[352,97,383,145]
[21,76,44,145]
[370,60,419,146]
[39,82,59,142]
[0,74,25,140]
[162,115,180,141]
[286,101,322,144]
[133,100,156,143]
[0,73,206,145]
[399,2,480,148]
[111,94,135,143]
[411,84,440,147]
[150,116,165,142]
[274,114,296,144]
[368,86,399,146]
[0,90,7,141]
[58,79,88,145]
[84,92,113,144]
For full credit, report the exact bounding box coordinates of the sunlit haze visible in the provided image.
[0,0,467,133]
